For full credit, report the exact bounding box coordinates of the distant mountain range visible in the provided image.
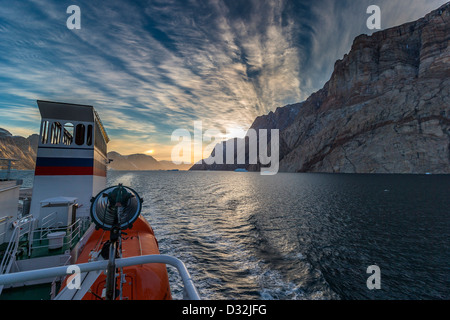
[107,151,191,171]
[191,3,450,174]
[0,129,190,171]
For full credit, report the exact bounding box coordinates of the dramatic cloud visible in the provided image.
[0,0,447,159]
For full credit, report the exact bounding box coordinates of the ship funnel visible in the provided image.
[30,100,109,224]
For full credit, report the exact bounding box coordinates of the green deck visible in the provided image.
[0,222,91,300]
[0,283,57,300]
[0,228,82,262]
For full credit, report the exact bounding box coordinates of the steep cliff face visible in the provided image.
[279,3,450,173]
[0,130,38,170]
[250,103,303,132]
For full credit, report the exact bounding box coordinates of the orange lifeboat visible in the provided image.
[79,216,171,300]
[59,185,172,300]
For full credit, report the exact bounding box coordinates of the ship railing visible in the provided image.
[0,215,35,294]
[0,215,35,272]
[30,218,84,255]
[39,211,59,240]
[0,225,20,276]
[0,254,201,300]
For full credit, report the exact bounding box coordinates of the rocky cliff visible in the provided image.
[280,3,449,173]
[192,3,450,174]
[0,129,38,170]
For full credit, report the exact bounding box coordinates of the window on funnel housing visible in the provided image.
[86,125,93,146]
[50,122,62,145]
[40,120,50,144]
[63,123,74,146]
[75,124,86,146]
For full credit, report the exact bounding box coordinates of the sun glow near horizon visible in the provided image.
[108,120,253,163]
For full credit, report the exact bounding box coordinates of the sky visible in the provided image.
[0,0,447,161]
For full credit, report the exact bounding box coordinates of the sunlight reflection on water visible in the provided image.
[104,171,450,300]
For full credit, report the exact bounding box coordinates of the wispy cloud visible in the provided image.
[0,0,447,159]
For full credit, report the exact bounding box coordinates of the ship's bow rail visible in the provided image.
[0,254,200,300]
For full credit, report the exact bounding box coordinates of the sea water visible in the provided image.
[7,170,449,299]
[108,171,450,300]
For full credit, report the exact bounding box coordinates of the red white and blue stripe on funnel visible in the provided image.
[35,157,106,177]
